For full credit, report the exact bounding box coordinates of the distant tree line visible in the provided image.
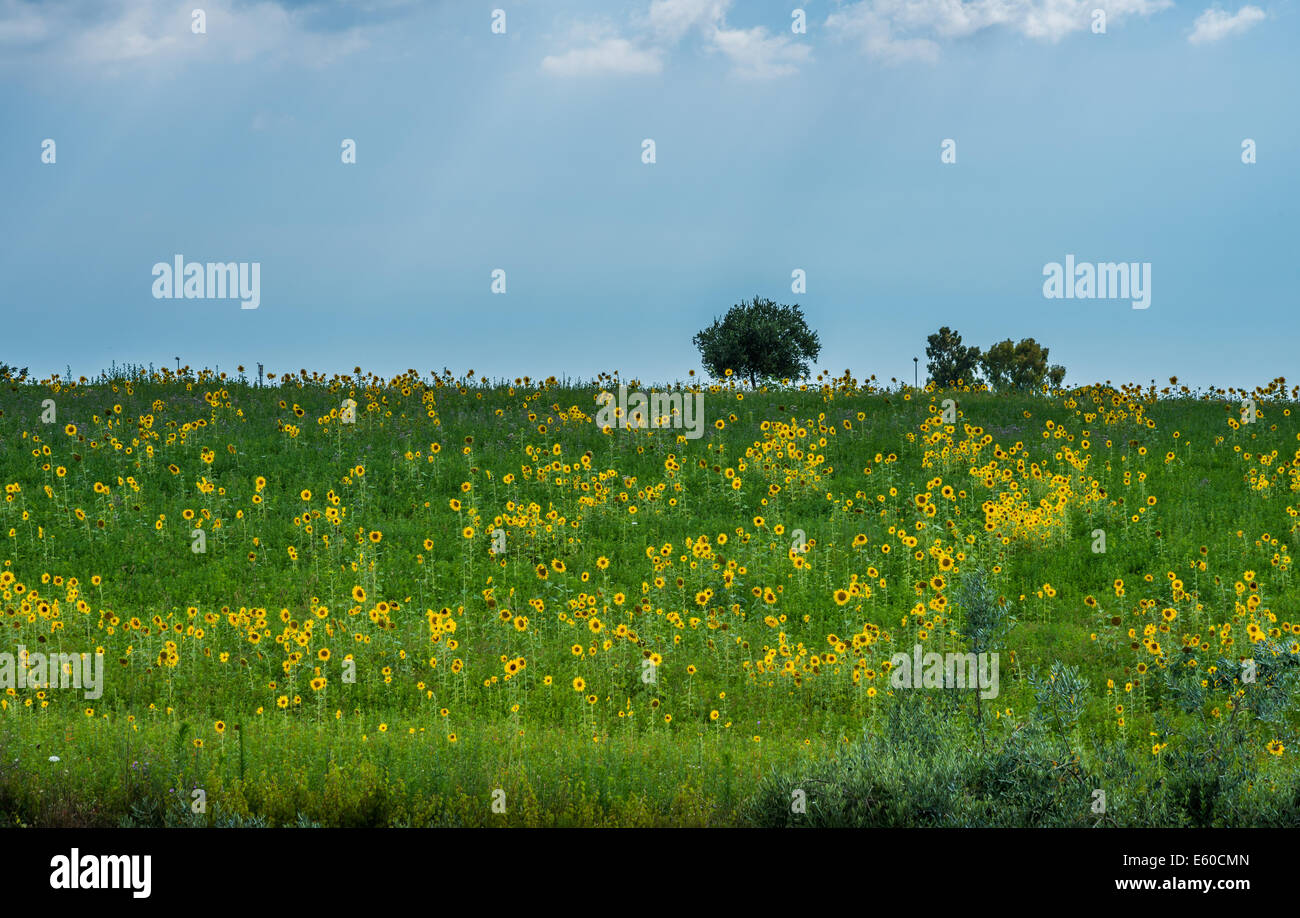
[690,301,1064,395]
[925,327,1065,392]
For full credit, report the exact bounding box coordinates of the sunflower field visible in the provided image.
[2,367,1299,826]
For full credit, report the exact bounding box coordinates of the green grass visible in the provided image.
[1,368,1298,826]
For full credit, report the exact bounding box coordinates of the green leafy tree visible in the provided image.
[694,297,820,387]
[925,326,982,388]
[980,338,1065,392]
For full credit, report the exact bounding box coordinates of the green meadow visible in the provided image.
[1,368,1298,826]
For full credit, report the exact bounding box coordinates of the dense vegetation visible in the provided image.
[1,366,1298,826]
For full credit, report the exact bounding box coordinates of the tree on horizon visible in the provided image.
[694,297,820,388]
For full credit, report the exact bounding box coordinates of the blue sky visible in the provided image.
[1,0,1295,388]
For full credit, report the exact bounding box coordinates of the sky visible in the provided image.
[1,0,1296,389]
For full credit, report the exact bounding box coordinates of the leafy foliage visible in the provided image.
[747,656,1300,828]
[924,326,982,388]
[980,337,1065,392]
[694,297,820,387]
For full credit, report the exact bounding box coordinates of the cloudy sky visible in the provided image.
[1,0,1295,388]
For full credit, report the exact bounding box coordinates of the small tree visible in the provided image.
[694,296,820,387]
[980,338,1065,393]
[925,327,982,388]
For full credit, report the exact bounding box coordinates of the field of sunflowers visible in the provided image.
[2,367,1299,827]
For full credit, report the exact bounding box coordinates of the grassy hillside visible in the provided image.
[2,368,1298,826]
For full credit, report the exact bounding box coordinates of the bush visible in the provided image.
[743,691,1097,827]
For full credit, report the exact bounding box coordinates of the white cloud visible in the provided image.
[1188,5,1265,43]
[824,4,941,63]
[645,0,729,41]
[826,0,1174,62]
[64,2,184,66]
[541,38,664,76]
[544,0,810,80]
[0,0,383,75]
[711,26,812,78]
